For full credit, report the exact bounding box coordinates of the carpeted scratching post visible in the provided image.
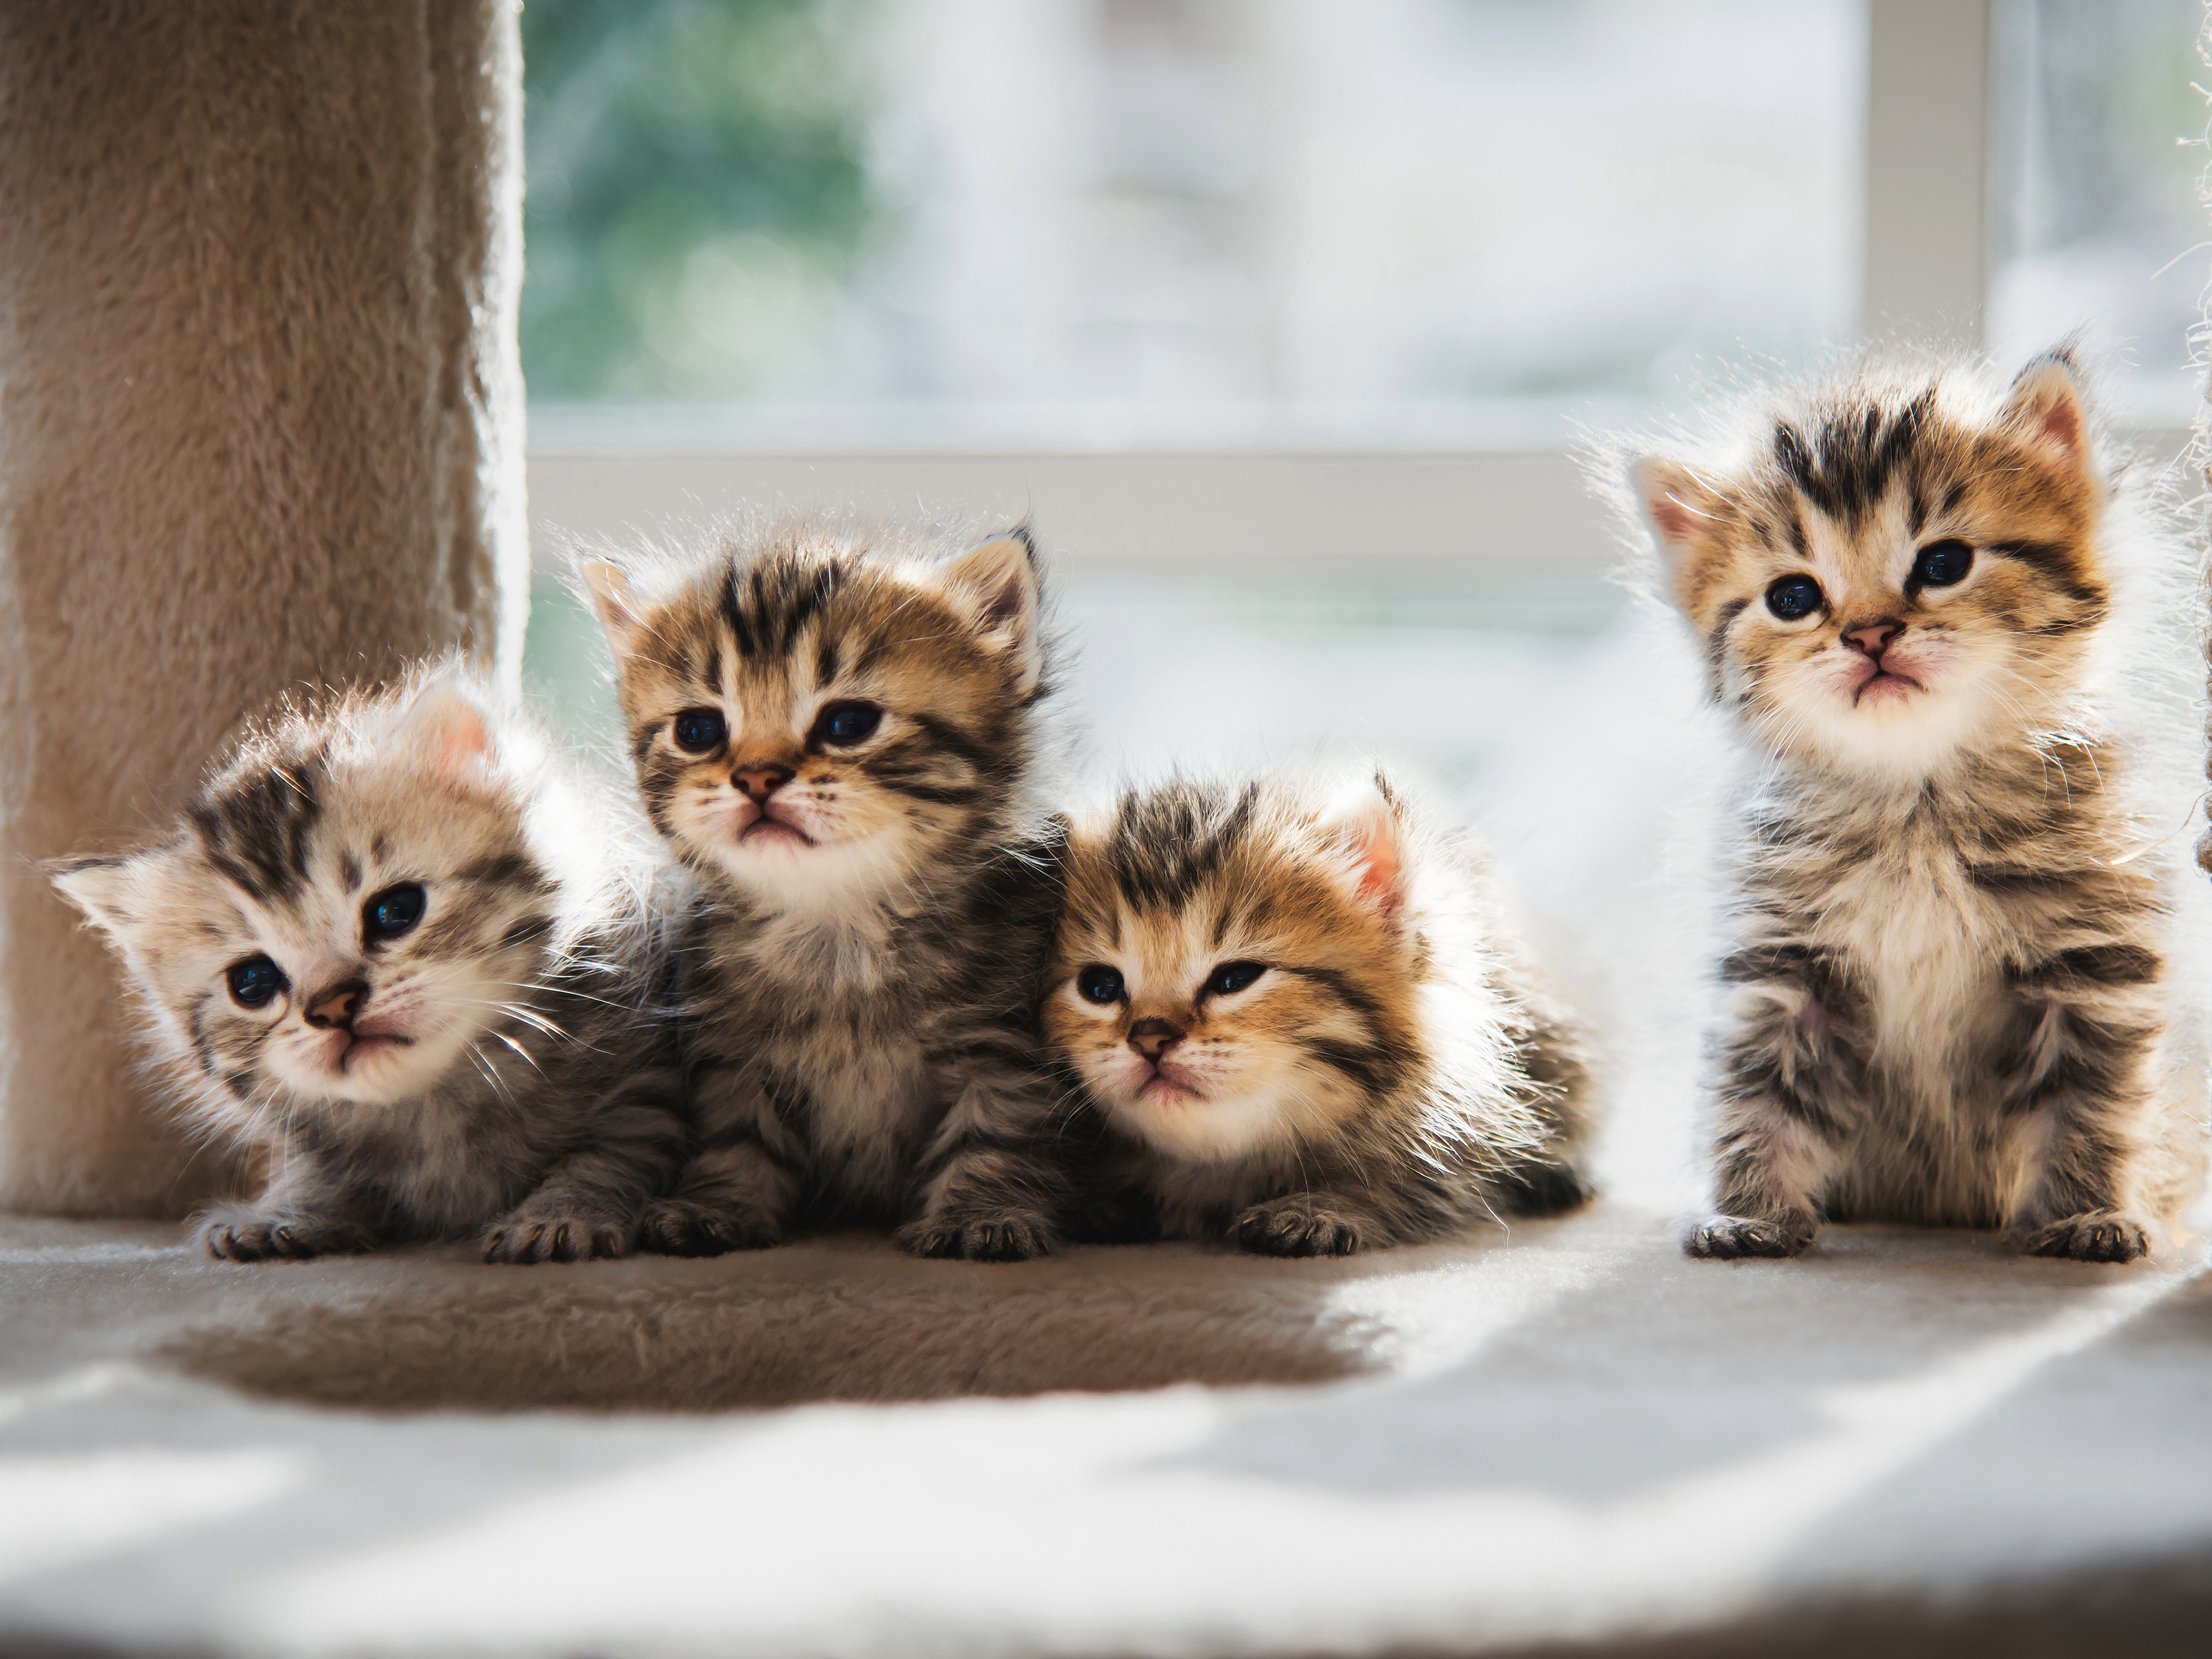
[0,1,527,1215]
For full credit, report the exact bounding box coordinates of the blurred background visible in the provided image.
[518,0,2210,1196]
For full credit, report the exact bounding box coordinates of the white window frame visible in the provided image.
[525,0,2192,583]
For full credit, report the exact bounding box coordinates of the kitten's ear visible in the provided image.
[1631,457,1727,564]
[579,557,645,657]
[937,527,1043,696]
[50,851,161,938]
[2005,351,2094,479]
[1317,774,1408,923]
[390,674,497,781]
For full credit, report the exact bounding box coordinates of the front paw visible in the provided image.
[637,1196,781,1257]
[2016,1210,2152,1263]
[1232,1196,1368,1257]
[198,1210,355,1263]
[1685,1213,1813,1260]
[898,1208,1058,1262]
[481,1209,630,1265]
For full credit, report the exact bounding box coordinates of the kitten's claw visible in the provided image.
[1685,1214,1812,1260]
[637,1196,781,1257]
[2016,1210,2152,1263]
[481,1213,630,1265]
[1232,1198,1365,1257]
[199,1212,349,1262]
[897,1210,1058,1262]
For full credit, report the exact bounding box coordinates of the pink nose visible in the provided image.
[1127,1018,1184,1063]
[733,765,793,802]
[1842,621,1901,658]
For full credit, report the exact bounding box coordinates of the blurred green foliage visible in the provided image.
[520,0,873,400]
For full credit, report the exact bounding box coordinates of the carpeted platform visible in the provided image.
[4,1197,2209,1658]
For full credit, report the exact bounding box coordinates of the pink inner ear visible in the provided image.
[1347,817,1403,915]
[1648,493,1700,543]
[426,701,491,777]
[2035,393,2083,456]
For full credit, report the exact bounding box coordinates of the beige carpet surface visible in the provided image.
[3,1200,2210,1658]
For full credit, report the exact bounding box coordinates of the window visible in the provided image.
[520,1,2206,831]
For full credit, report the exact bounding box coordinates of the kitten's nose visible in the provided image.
[733,764,794,802]
[305,978,369,1031]
[1127,1018,1185,1063]
[1842,620,1902,658]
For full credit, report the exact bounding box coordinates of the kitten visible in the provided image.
[1041,772,1594,1255]
[1627,350,2201,1262]
[581,521,1070,1260]
[51,672,689,1264]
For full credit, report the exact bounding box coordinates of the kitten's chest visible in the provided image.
[1801,831,2008,1065]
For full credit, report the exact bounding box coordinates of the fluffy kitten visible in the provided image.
[582,521,1069,1260]
[1041,772,1593,1255]
[52,672,688,1263]
[1628,350,2201,1262]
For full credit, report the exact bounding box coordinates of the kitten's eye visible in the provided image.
[363,882,426,942]
[1205,960,1267,998]
[672,707,728,753]
[1912,539,1974,589]
[226,955,288,1009]
[1076,965,1124,1004]
[815,701,882,746]
[1765,575,1824,622]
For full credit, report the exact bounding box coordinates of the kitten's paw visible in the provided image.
[1685,1214,1812,1260]
[199,1211,349,1263]
[637,1196,781,1257]
[2016,1210,2152,1264]
[1494,1160,1594,1218]
[1232,1197,1367,1257]
[897,1209,1058,1262]
[480,1211,629,1265]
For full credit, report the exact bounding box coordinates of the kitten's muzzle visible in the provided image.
[1127,1018,1185,1062]
[732,763,794,802]
[305,978,369,1032]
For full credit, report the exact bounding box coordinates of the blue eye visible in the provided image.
[1077,965,1124,1004]
[816,702,882,746]
[226,955,287,1009]
[1912,539,1973,589]
[1206,961,1267,997]
[673,708,727,752]
[1765,575,1824,622]
[363,882,425,942]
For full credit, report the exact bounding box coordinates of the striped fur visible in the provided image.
[1625,351,2203,1262]
[51,672,690,1263]
[1041,773,1593,1255]
[582,521,1070,1260]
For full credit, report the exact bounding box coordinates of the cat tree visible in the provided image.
[0,0,526,1215]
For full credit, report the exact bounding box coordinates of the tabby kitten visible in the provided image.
[1042,772,1593,1255]
[52,672,688,1263]
[1629,351,2199,1262]
[582,521,1069,1261]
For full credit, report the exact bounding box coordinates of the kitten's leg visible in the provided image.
[2002,971,2164,1265]
[900,1064,1067,1262]
[483,1060,691,1265]
[196,1153,378,1262]
[1687,955,1861,1260]
[1232,1192,1376,1257]
[637,1060,802,1256]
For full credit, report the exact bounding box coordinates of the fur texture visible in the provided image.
[1042,772,1594,1255]
[584,520,1071,1262]
[0,1,525,1216]
[51,673,687,1264]
[1622,351,2205,1263]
